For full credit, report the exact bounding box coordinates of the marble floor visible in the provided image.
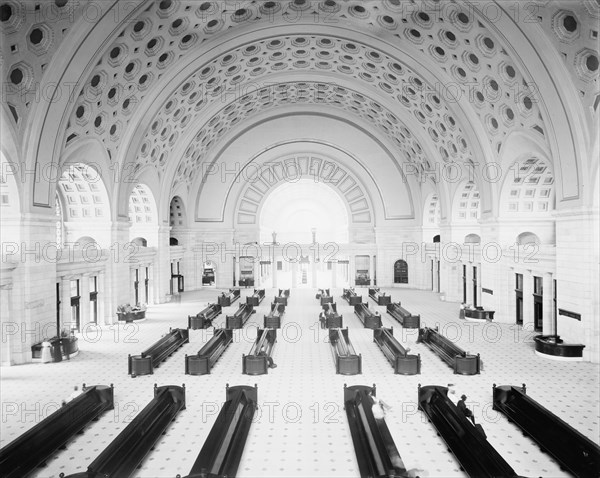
[1,287,598,478]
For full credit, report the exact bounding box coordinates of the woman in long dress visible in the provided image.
[41,341,52,363]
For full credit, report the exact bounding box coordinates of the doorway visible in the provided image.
[90,276,98,323]
[533,276,543,331]
[515,273,523,325]
[70,279,80,332]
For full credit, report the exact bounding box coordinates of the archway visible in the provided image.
[259,179,349,288]
[202,261,216,287]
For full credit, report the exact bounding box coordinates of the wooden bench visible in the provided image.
[353,303,382,329]
[329,328,361,375]
[386,302,420,328]
[243,329,277,375]
[317,288,333,306]
[373,327,420,375]
[185,329,233,375]
[0,384,114,478]
[418,385,517,477]
[183,385,257,478]
[463,306,495,321]
[217,289,240,307]
[320,302,343,329]
[493,384,600,477]
[246,288,265,306]
[342,288,362,306]
[188,303,222,329]
[61,385,185,478]
[264,303,285,329]
[368,287,392,306]
[225,303,255,329]
[417,326,480,375]
[274,288,290,306]
[128,328,189,377]
[344,384,407,478]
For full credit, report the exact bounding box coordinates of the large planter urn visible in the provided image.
[117,310,146,322]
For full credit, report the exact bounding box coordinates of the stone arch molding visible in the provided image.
[235,155,373,227]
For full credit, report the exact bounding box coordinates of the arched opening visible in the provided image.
[132,237,148,247]
[259,179,349,244]
[517,232,541,246]
[433,234,441,243]
[74,236,98,247]
[453,181,481,222]
[202,260,216,286]
[128,183,158,245]
[464,233,481,244]
[169,195,186,246]
[56,163,111,248]
[259,179,349,288]
[393,259,409,284]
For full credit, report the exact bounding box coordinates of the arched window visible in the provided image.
[464,233,481,244]
[170,237,179,246]
[433,234,440,243]
[394,259,408,284]
[169,196,186,228]
[517,232,541,246]
[132,237,147,247]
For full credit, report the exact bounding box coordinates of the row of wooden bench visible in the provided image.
[332,289,479,375]
[0,383,257,478]
[3,381,596,478]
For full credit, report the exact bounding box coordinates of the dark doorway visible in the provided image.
[144,267,150,302]
[533,276,543,332]
[70,279,80,332]
[134,269,140,305]
[393,259,408,284]
[90,276,98,323]
[515,273,523,325]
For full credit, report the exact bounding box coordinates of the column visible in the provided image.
[98,270,107,325]
[542,272,554,335]
[474,263,481,307]
[522,269,534,331]
[311,259,317,288]
[130,268,137,304]
[0,285,14,366]
[349,255,355,286]
[79,274,91,331]
[291,261,298,288]
[331,262,337,288]
[371,255,376,286]
[235,257,240,287]
[465,262,473,305]
[272,259,278,289]
[60,277,72,333]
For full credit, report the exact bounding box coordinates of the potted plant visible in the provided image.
[31,329,78,361]
[117,303,147,322]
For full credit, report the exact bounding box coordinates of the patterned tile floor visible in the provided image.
[1,287,598,478]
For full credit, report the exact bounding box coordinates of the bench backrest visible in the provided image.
[425,328,464,356]
[142,330,183,357]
